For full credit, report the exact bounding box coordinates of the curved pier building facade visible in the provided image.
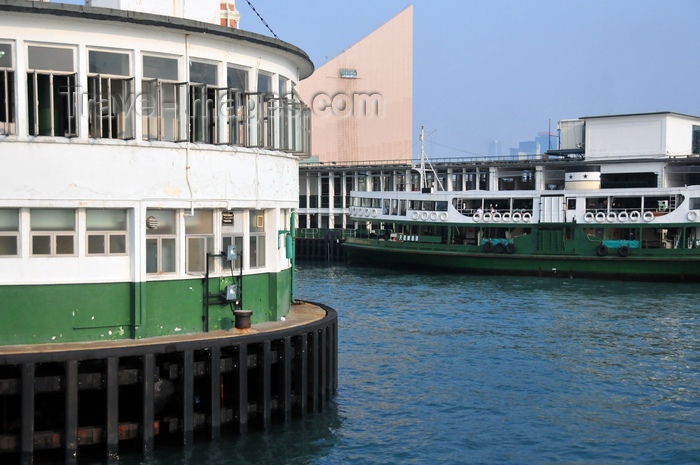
[0,1,336,461]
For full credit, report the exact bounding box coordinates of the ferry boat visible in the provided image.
[344,112,700,280]
[0,1,336,461]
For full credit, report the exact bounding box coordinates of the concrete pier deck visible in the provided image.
[0,301,326,357]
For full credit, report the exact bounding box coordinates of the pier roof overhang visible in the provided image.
[0,0,314,79]
[579,111,700,122]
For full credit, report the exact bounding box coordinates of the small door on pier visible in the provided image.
[540,196,565,223]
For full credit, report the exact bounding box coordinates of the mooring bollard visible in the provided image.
[233,310,253,329]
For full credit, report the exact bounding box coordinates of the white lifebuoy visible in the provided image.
[439,212,448,221]
[372,209,378,218]
[493,212,502,222]
[350,207,356,216]
[421,211,429,220]
[522,212,532,222]
[364,208,370,217]
[502,212,511,222]
[473,213,482,222]
[630,211,641,222]
[607,212,617,222]
[595,212,606,223]
[483,212,492,222]
[584,212,594,223]
[643,211,654,222]
[617,211,629,222]
[430,212,438,221]
[688,210,699,222]
[512,212,522,222]
[411,211,419,220]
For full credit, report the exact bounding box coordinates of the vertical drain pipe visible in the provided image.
[184,33,194,217]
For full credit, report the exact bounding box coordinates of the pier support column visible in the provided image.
[106,357,119,459]
[182,350,194,445]
[297,334,308,416]
[282,337,292,422]
[311,331,319,413]
[209,346,221,440]
[320,328,327,410]
[142,354,155,455]
[236,344,248,433]
[262,341,271,429]
[64,360,78,464]
[21,362,35,465]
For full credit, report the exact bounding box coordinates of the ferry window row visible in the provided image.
[0,41,310,154]
[0,208,270,275]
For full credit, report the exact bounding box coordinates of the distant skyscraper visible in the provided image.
[488,140,502,157]
[535,131,557,153]
[510,132,559,157]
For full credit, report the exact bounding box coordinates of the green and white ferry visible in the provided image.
[345,112,700,281]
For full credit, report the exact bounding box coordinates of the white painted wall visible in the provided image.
[586,115,666,160]
[88,0,221,25]
[585,113,700,160]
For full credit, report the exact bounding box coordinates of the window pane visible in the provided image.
[87,209,127,230]
[249,211,264,232]
[146,238,158,273]
[89,50,129,76]
[160,82,186,141]
[0,236,17,255]
[257,73,272,94]
[110,234,126,254]
[250,236,265,267]
[32,235,51,255]
[143,55,178,80]
[190,61,217,85]
[31,209,75,231]
[162,238,176,272]
[187,237,206,272]
[249,236,257,267]
[87,234,105,254]
[0,208,19,231]
[56,235,74,254]
[258,236,265,267]
[28,46,74,72]
[185,210,213,234]
[235,236,243,268]
[278,76,288,97]
[146,210,176,235]
[227,66,247,90]
[0,43,12,68]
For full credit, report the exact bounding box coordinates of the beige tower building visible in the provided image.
[299,6,413,164]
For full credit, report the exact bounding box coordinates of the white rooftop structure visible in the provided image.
[87,0,235,26]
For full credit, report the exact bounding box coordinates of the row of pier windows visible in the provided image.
[0,42,310,154]
[0,208,269,274]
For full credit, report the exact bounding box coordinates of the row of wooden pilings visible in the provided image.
[0,304,337,464]
[295,236,346,261]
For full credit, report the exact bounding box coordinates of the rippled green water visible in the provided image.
[113,264,700,464]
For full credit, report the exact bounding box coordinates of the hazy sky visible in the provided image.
[58,0,700,158]
[240,0,700,159]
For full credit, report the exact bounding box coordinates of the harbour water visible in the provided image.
[114,264,699,464]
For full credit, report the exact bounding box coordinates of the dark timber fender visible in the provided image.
[0,303,338,463]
